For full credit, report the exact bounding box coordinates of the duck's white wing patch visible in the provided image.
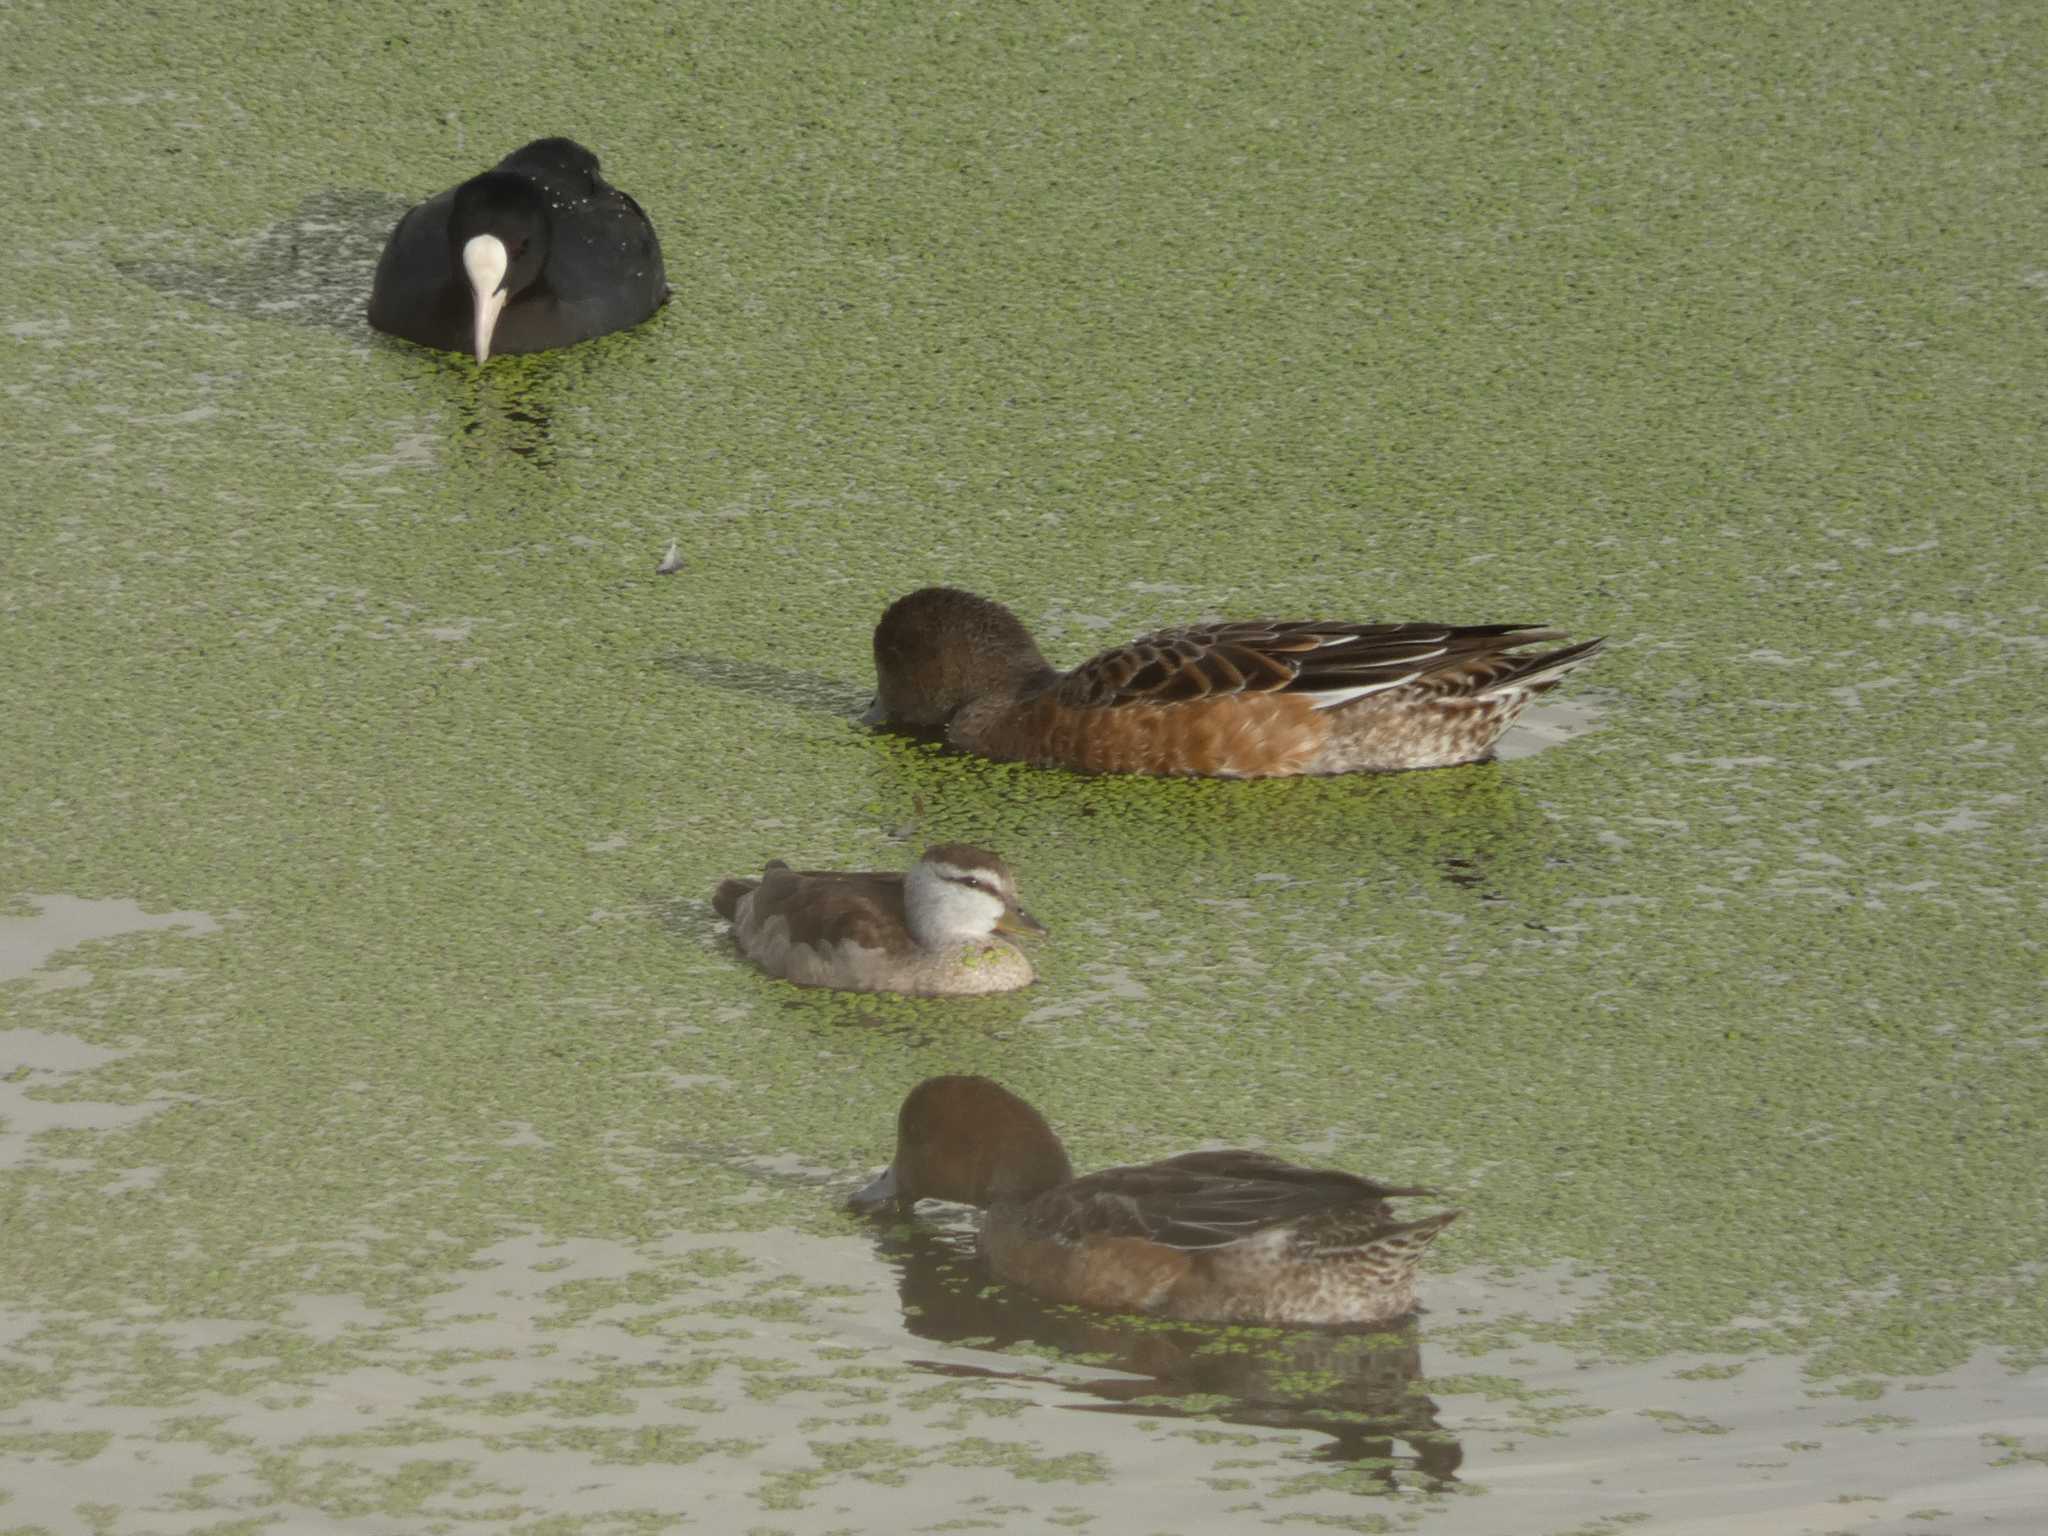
[1306,671,1425,710]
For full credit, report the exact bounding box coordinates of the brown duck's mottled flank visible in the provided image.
[854,1076,1459,1325]
[867,586,1603,778]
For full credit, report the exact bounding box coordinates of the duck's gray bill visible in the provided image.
[997,905,1047,937]
[858,696,886,728]
[848,1166,898,1210]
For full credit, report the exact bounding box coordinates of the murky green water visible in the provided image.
[4,1,2044,1531]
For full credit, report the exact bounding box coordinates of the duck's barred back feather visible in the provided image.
[1298,1207,1462,1263]
[1056,621,1597,712]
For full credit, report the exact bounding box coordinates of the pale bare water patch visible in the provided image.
[5,1233,2042,1533]
[0,895,220,987]
[1,1228,1435,1534]
[0,1030,168,1170]
[1421,1264,2048,1534]
[1,897,225,1170]
[1494,690,1611,762]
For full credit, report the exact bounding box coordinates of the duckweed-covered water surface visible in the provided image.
[3,1,2044,1531]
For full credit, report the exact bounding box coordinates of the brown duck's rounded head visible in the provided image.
[851,1075,1075,1213]
[869,587,1053,728]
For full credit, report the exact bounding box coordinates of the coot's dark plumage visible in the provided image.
[367,138,668,363]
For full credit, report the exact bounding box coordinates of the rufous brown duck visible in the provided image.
[864,585,1603,777]
[853,1076,1459,1325]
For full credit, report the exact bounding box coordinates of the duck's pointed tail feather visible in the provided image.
[1482,636,1605,698]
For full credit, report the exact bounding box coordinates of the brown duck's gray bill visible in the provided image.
[848,1165,898,1210]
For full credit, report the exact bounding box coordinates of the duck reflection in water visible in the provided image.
[874,1222,1462,1480]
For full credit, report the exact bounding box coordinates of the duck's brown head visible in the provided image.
[851,1075,1075,1213]
[865,587,1053,729]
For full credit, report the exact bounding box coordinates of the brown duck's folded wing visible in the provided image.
[1036,1151,1432,1252]
[737,868,909,951]
[1156,1151,1438,1199]
[1417,633,1605,699]
[1054,621,1568,710]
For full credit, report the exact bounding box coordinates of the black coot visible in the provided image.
[368,138,668,363]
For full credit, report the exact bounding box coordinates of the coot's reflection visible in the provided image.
[457,377,557,466]
[878,1223,1462,1481]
